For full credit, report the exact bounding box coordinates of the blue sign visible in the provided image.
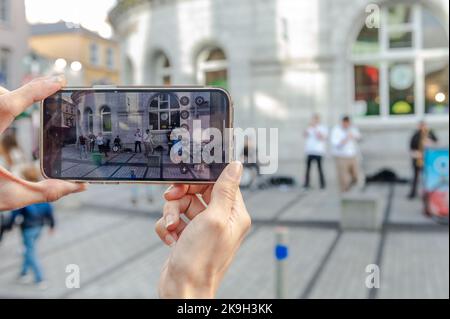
[275,245,288,260]
[424,147,449,192]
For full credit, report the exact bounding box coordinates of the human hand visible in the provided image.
[155,161,251,298]
[0,76,86,211]
[347,132,354,140]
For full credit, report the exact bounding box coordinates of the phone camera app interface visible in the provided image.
[43,90,230,182]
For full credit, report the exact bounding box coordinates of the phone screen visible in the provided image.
[41,89,232,183]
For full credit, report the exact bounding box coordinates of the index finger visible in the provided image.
[0,76,65,133]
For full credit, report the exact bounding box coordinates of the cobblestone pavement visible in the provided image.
[0,182,448,299]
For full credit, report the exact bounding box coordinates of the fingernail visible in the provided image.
[227,161,243,181]
[165,234,176,247]
[50,74,65,84]
[165,215,175,229]
[163,185,174,195]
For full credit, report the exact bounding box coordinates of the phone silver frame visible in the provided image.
[40,86,234,185]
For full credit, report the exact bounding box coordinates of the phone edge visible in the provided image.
[39,86,234,185]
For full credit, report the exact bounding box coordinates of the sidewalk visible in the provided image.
[0,183,448,299]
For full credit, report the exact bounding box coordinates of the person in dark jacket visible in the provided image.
[4,166,55,286]
[408,121,438,199]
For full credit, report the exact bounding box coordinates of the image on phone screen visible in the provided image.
[41,89,232,183]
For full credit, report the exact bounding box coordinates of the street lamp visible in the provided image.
[71,61,83,72]
[54,58,67,71]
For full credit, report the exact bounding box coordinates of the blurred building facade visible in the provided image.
[29,22,121,86]
[109,0,448,177]
[0,0,28,89]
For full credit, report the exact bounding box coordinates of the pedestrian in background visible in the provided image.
[0,133,26,175]
[134,128,142,153]
[331,115,362,193]
[78,134,88,159]
[303,113,328,190]
[88,132,96,152]
[143,129,154,157]
[3,165,55,289]
[96,132,108,157]
[408,120,438,199]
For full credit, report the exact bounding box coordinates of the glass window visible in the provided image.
[389,31,413,49]
[354,64,380,116]
[149,112,158,130]
[0,0,8,23]
[352,25,379,55]
[422,8,449,49]
[206,69,228,88]
[387,5,412,25]
[387,5,413,49]
[106,48,114,69]
[389,62,415,115]
[0,48,10,88]
[124,57,134,85]
[170,111,180,128]
[425,60,449,114]
[90,43,99,66]
[85,108,94,133]
[352,3,448,119]
[197,48,228,89]
[148,93,180,130]
[100,106,112,133]
[154,53,171,85]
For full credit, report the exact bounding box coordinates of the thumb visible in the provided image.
[34,180,87,203]
[209,161,243,214]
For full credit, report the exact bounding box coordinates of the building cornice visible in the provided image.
[109,0,177,26]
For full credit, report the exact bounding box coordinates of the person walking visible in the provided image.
[3,165,55,288]
[134,129,142,153]
[303,114,328,189]
[331,115,362,193]
[0,133,26,176]
[113,135,122,152]
[408,120,438,199]
[143,129,154,157]
[96,132,108,158]
[78,134,88,159]
[88,132,96,152]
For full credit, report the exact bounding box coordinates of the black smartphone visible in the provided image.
[41,87,233,184]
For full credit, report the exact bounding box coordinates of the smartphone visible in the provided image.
[40,87,233,184]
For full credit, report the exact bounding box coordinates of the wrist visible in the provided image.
[159,269,217,299]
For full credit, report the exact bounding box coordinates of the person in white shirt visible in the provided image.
[96,132,108,157]
[330,115,362,192]
[143,129,154,157]
[134,129,142,153]
[303,114,328,189]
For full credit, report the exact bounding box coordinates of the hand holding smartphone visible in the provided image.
[41,87,233,184]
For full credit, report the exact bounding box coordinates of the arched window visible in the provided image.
[77,109,81,130]
[352,3,448,118]
[197,48,228,89]
[149,93,180,130]
[154,52,171,85]
[84,107,94,134]
[100,105,112,133]
[124,56,134,85]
